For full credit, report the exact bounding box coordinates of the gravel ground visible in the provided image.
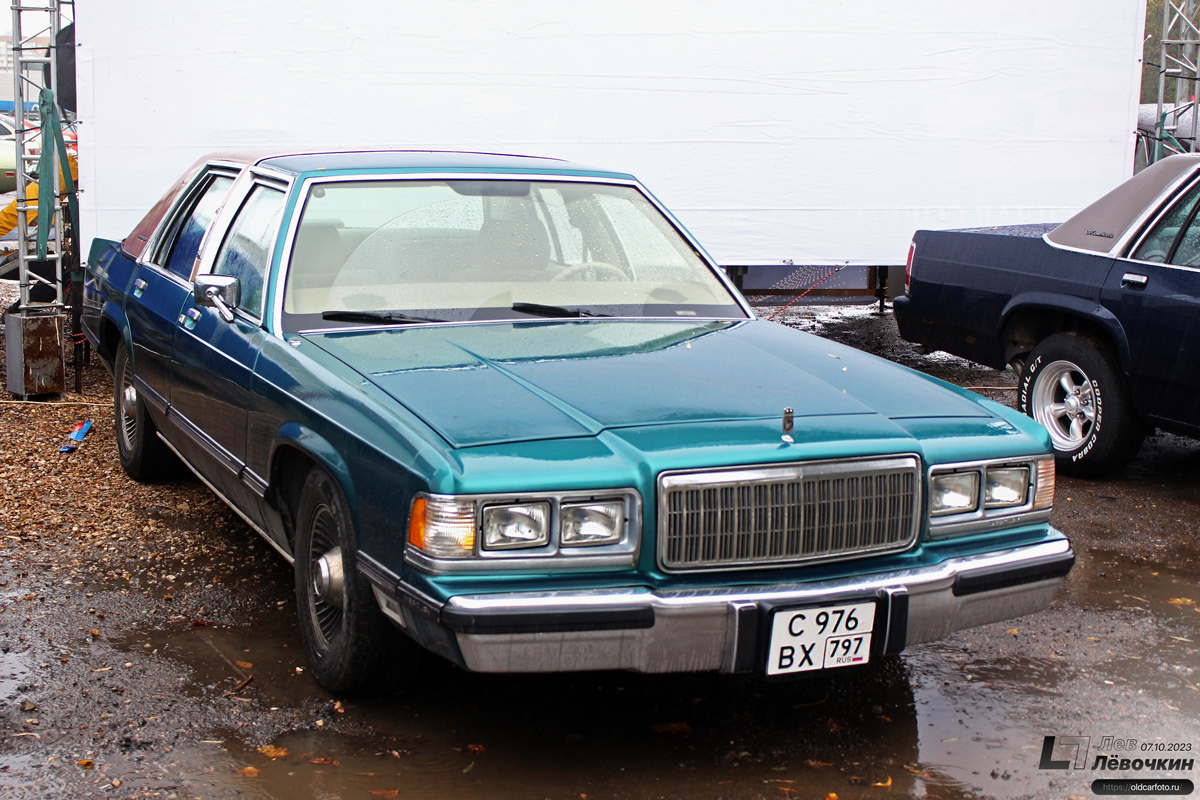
[0,297,355,797]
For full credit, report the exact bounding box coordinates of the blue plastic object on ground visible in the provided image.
[60,419,91,453]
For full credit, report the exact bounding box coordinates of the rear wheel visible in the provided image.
[1018,333,1143,477]
[294,468,391,695]
[113,343,175,481]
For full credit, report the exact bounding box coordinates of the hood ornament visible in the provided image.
[781,407,794,443]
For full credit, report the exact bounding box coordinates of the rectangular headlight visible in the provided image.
[561,501,624,547]
[482,503,550,550]
[930,471,979,516]
[985,466,1030,508]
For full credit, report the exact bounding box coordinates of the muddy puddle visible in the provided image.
[27,541,1176,800]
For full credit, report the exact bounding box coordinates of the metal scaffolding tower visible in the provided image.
[4,0,75,396]
[1150,0,1200,162]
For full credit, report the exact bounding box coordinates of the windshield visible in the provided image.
[281,179,746,330]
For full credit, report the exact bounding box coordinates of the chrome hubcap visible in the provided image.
[119,367,138,448]
[313,546,344,608]
[308,503,346,648]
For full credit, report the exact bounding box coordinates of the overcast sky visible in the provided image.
[1,9,61,40]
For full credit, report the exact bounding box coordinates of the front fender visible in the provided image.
[269,421,358,516]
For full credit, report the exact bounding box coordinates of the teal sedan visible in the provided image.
[82,150,1072,694]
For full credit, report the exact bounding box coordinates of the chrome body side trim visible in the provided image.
[156,433,295,565]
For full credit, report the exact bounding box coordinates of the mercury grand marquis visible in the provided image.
[82,150,1073,693]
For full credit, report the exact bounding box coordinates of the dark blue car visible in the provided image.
[897,154,1200,476]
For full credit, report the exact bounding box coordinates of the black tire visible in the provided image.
[1017,333,1144,477]
[294,468,390,695]
[113,343,175,481]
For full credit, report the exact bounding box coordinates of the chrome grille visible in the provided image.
[658,457,920,571]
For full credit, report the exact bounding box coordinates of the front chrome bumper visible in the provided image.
[370,537,1073,675]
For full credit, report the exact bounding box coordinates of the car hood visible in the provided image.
[304,319,993,448]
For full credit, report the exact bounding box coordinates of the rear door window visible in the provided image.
[153,173,235,279]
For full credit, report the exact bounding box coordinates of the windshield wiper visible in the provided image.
[511,302,607,319]
[321,310,442,325]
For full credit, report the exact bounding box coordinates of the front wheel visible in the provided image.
[294,468,391,695]
[1017,333,1143,477]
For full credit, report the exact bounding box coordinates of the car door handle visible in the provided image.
[1121,272,1149,288]
[132,277,147,298]
[181,307,201,330]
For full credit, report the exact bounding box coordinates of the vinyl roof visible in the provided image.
[1047,154,1200,254]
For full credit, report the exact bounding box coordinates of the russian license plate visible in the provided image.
[766,601,875,676]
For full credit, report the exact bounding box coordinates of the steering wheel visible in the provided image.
[551,261,628,282]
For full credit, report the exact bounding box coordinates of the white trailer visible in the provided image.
[75,0,1147,295]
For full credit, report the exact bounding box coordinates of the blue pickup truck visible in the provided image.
[895,154,1200,477]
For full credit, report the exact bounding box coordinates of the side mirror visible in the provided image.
[194,275,240,323]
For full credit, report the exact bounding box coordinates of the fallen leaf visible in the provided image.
[76,759,94,769]
[368,791,398,798]
[237,766,260,778]
[804,759,836,768]
[257,745,288,759]
[191,619,212,627]
[824,794,839,800]
[463,762,474,774]
[877,715,892,723]
[111,779,121,788]
[307,757,340,765]
[1007,628,1019,635]
[1169,597,1195,606]
[650,722,692,735]
[235,660,253,669]
[466,743,486,754]
[903,764,932,777]
[871,776,893,787]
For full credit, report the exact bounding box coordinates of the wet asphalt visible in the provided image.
[1,303,1198,800]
